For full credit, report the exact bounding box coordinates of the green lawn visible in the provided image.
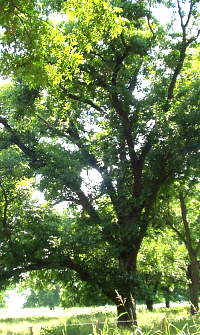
[0,305,199,335]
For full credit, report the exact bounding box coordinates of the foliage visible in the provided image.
[60,280,110,307]
[162,181,200,258]
[137,229,187,307]
[0,149,64,289]
[0,291,7,308]
[23,287,60,309]
[158,177,200,313]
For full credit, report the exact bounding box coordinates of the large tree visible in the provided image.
[0,0,199,328]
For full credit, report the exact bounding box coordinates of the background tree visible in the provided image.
[137,229,187,310]
[0,0,199,328]
[0,291,7,308]
[23,287,60,309]
[161,179,200,314]
[20,268,111,308]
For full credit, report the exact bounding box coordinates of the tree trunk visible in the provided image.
[179,192,200,314]
[145,280,159,311]
[165,296,170,308]
[162,287,170,308]
[115,219,143,329]
[187,261,199,315]
[116,293,137,329]
[145,296,154,311]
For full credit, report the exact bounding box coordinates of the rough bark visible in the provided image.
[187,261,200,315]
[179,192,200,315]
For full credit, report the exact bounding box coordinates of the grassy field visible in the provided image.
[0,306,114,335]
[0,305,199,335]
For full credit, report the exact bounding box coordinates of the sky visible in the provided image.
[0,77,11,85]
[5,290,26,310]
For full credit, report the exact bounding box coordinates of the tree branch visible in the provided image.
[78,64,111,91]
[179,191,194,256]
[165,0,198,108]
[36,114,119,212]
[0,256,93,286]
[165,219,186,244]
[66,92,104,113]
[177,0,194,30]
[146,0,155,39]
[144,163,172,212]
[184,1,194,29]
[111,93,137,169]
[128,66,142,92]
[0,116,38,161]
[0,116,118,222]
[111,51,127,86]
[0,182,10,239]
[66,125,119,209]
[166,45,187,102]
[195,239,200,256]
[177,0,185,30]
[76,190,100,221]
[0,255,116,303]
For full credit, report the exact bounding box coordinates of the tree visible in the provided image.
[162,179,200,315]
[137,229,187,310]
[23,287,60,309]
[20,269,110,307]
[0,292,7,308]
[0,0,200,328]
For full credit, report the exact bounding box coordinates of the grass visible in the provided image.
[0,305,199,335]
[0,306,114,335]
[137,306,200,334]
